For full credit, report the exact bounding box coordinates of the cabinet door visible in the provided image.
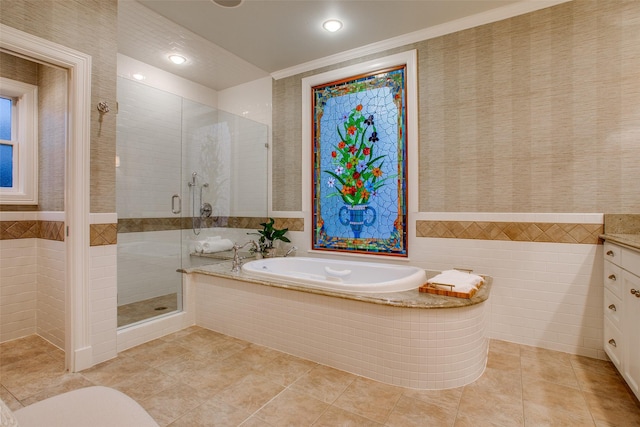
[623,270,640,400]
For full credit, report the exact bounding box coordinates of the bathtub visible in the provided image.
[241,257,427,293]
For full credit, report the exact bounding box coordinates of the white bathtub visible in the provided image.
[241,257,427,293]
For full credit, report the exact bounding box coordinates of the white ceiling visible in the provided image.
[118,0,552,91]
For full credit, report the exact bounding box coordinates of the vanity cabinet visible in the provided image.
[603,242,640,401]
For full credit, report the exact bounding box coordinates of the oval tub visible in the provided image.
[241,257,426,293]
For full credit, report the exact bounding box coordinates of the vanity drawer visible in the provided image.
[604,317,623,370]
[604,242,622,267]
[604,260,623,298]
[604,288,623,330]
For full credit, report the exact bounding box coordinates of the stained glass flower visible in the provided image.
[323,104,395,206]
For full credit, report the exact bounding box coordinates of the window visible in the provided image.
[0,77,38,204]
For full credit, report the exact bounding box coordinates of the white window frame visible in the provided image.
[0,77,38,204]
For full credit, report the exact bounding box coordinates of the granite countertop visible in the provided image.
[600,233,640,252]
[182,261,491,309]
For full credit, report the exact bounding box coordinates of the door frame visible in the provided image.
[1,24,92,371]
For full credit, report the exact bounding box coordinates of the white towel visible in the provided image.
[201,238,234,253]
[427,270,484,294]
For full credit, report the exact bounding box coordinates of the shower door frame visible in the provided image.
[1,24,92,372]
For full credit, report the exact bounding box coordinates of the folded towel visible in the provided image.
[201,238,234,253]
[426,270,484,294]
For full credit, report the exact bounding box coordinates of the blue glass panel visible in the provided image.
[0,97,11,141]
[0,143,13,187]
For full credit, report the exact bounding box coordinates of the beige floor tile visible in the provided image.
[168,397,252,427]
[289,364,357,404]
[79,356,150,387]
[239,415,275,426]
[2,357,67,401]
[4,334,638,427]
[487,349,522,372]
[155,350,212,377]
[120,338,190,367]
[19,374,95,406]
[254,388,329,426]
[490,339,522,356]
[112,367,182,402]
[1,351,60,378]
[386,394,457,426]
[457,386,524,426]
[401,386,463,414]
[463,366,523,398]
[177,358,253,399]
[523,400,595,426]
[582,390,640,426]
[0,335,57,366]
[229,344,283,370]
[256,353,318,387]
[521,355,579,389]
[332,376,403,424]
[573,364,632,399]
[312,405,383,426]
[520,345,573,366]
[215,373,285,413]
[141,382,204,426]
[522,378,590,417]
[0,385,22,411]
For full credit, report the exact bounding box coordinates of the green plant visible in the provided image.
[248,218,290,252]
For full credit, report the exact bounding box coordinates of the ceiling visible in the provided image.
[118,0,531,91]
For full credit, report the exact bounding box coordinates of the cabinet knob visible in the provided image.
[606,250,615,257]
[608,304,617,311]
[631,289,640,297]
[609,339,617,347]
[608,274,617,281]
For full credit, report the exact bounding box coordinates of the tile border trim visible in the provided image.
[416,220,604,244]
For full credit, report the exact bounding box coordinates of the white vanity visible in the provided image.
[602,235,640,402]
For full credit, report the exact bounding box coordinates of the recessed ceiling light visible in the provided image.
[323,19,343,33]
[132,73,145,81]
[168,54,187,65]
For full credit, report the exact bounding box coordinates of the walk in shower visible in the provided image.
[116,77,268,328]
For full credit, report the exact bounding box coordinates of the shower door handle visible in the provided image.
[171,194,181,214]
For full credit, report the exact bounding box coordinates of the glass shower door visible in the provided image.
[116,77,184,328]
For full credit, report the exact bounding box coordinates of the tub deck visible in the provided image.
[183,260,491,309]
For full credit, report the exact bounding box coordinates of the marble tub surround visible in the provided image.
[184,260,491,309]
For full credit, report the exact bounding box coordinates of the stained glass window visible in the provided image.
[312,66,408,256]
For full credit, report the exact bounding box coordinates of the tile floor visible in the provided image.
[1,326,639,426]
[117,293,178,327]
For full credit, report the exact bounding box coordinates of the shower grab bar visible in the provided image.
[171,194,181,214]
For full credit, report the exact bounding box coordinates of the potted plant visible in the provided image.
[248,217,291,257]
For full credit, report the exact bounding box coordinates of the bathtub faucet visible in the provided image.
[283,246,298,257]
[231,240,259,272]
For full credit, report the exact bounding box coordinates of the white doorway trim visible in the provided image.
[0,24,92,372]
